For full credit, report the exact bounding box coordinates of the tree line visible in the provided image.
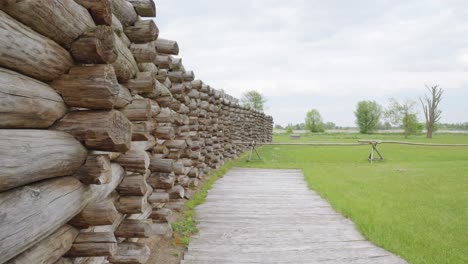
[240,87,462,139]
[286,85,447,138]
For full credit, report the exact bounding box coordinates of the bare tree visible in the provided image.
[419,85,443,138]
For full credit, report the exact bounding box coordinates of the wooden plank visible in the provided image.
[182,168,407,264]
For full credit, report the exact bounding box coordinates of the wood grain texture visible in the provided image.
[0,130,87,192]
[128,0,156,17]
[112,32,139,82]
[154,38,179,55]
[111,0,138,27]
[51,65,120,109]
[0,0,95,47]
[0,177,88,263]
[53,110,132,152]
[182,168,408,264]
[70,26,117,64]
[0,164,124,263]
[74,0,112,25]
[0,68,67,128]
[6,225,79,264]
[0,10,73,81]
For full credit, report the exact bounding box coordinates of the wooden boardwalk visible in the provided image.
[182,168,407,264]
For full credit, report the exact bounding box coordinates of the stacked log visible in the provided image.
[0,1,273,263]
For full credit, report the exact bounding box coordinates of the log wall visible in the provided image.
[0,1,273,263]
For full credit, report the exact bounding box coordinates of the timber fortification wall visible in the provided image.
[0,1,273,263]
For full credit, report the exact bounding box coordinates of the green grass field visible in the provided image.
[234,133,468,264]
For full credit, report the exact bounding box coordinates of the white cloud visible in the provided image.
[156,0,468,126]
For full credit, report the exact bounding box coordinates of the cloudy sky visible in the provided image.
[156,0,468,126]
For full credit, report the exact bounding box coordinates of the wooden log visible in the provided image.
[148,172,175,190]
[128,0,156,17]
[170,57,182,70]
[147,191,170,204]
[150,100,161,116]
[0,130,87,192]
[131,138,156,151]
[155,107,175,123]
[172,162,185,175]
[183,70,195,81]
[69,198,120,228]
[53,110,132,152]
[0,68,66,129]
[108,242,150,264]
[74,154,112,185]
[0,0,95,47]
[154,126,175,140]
[168,185,185,199]
[66,232,117,257]
[90,151,122,161]
[138,79,163,100]
[120,33,132,47]
[112,32,139,82]
[153,54,171,69]
[0,177,88,263]
[0,10,73,82]
[117,175,148,196]
[131,120,156,141]
[51,65,120,109]
[149,158,174,173]
[6,225,79,264]
[120,98,152,121]
[111,0,138,27]
[150,208,173,222]
[122,72,155,95]
[75,0,112,25]
[70,26,117,64]
[124,20,158,44]
[114,219,153,238]
[116,195,148,214]
[152,144,169,156]
[138,62,158,74]
[114,85,133,109]
[116,149,150,174]
[154,38,179,55]
[130,42,156,63]
[111,14,124,35]
[165,139,187,149]
[65,232,117,257]
[168,71,184,83]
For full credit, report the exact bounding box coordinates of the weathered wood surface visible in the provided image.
[0,68,67,128]
[53,110,132,152]
[51,65,120,109]
[0,164,124,263]
[0,130,87,192]
[70,26,117,64]
[6,225,79,264]
[182,168,408,264]
[0,0,95,47]
[0,10,73,81]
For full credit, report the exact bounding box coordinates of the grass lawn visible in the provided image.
[234,133,468,264]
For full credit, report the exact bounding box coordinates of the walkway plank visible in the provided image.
[182,168,407,264]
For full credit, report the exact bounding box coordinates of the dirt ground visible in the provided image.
[145,176,210,264]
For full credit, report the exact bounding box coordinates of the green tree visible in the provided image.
[402,114,423,137]
[241,90,266,111]
[384,98,421,137]
[323,122,336,130]
[355,101,382,134]
[305,109,325,132]
[285,123,293,134]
